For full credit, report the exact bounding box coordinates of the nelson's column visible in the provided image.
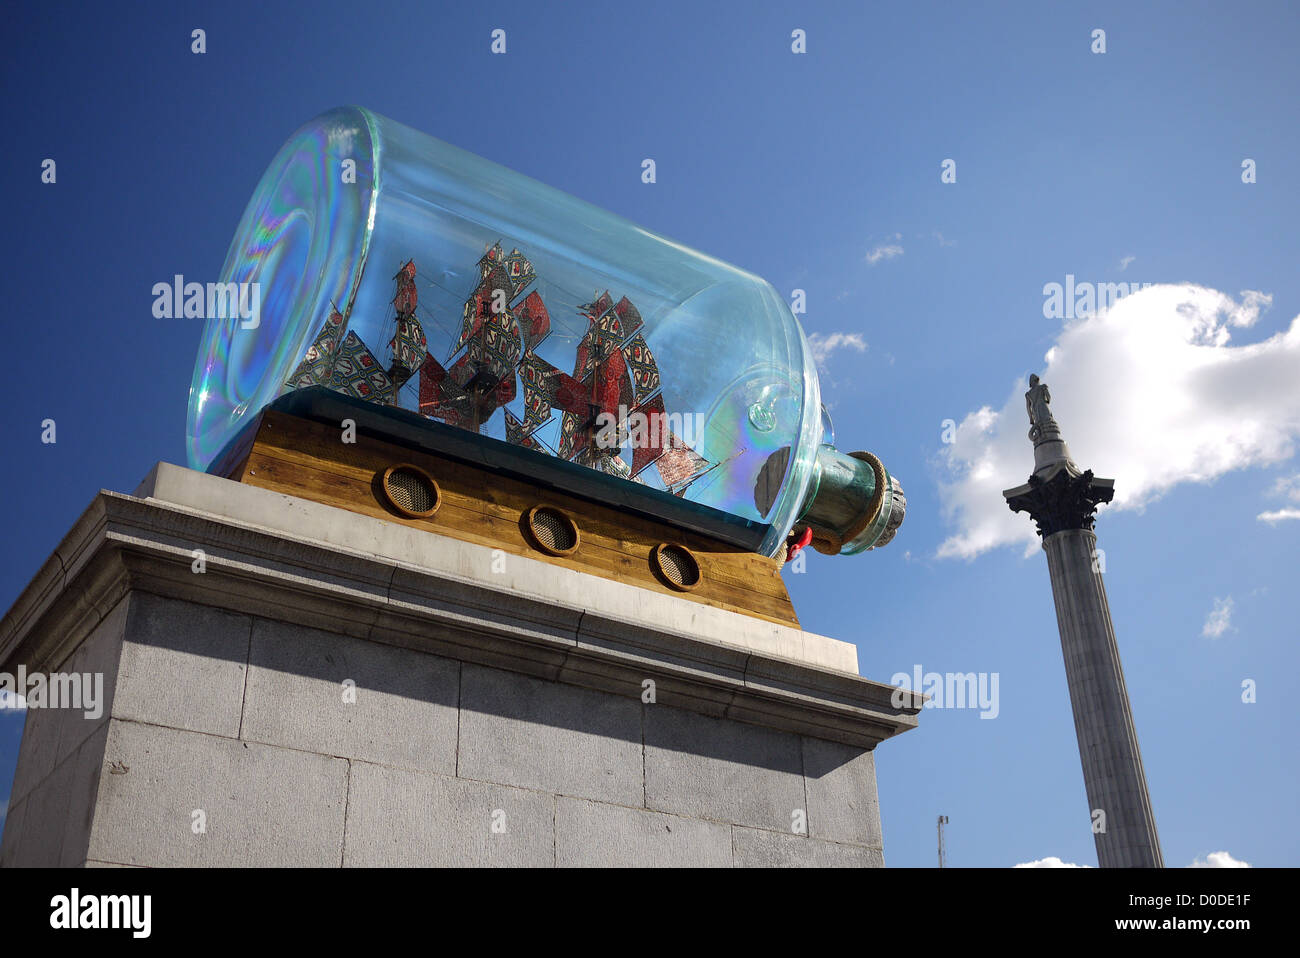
[1003,375,1164,868]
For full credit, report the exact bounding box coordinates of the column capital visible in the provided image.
[1003,466,1115,539]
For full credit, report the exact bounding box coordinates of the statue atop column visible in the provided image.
[1025,374,1060,443]
[1005,372,1112,535]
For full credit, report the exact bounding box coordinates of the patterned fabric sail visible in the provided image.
[479,242,535,293]
[416,245,540,432]
[551,289,674,476]
[387,260,426,386]
[504,409,547,453]
[621,333,660,404]
[281,240,713,497]
[514,292,552,353]
[286,308,346,388]
[500,248,536,295]
[329,330,394,403]
[418,353,473,428]
[612,296,644,339]
[626,393,668,477]
[519,283,710,490]
[656,427,712,491]
[518,351,586,435]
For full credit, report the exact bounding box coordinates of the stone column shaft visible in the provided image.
[1043,529,1163,868]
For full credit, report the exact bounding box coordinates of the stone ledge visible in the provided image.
[138,463,851,669]
[0,464,921,750]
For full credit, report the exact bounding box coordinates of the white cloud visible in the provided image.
[1202,596,1234,638]
[1268,473,1300,501]
[1189,850,1251,868]
[1119,255,1136,271]
[936,285,1299,559]
[1256,473,1300,522]
[866,234,904,266]
[1014,856,1091,868]
[934,231,956,248]
[807,331,868,365]
[0,689,26,710]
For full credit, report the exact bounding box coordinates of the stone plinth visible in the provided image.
[0,463,919,868]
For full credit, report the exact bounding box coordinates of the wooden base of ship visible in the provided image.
[216,407,800,627]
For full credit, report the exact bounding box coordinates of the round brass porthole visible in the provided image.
[651,543,701,592]
[379,464,441,519]
[524,506,580,556]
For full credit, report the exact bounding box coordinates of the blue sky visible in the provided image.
[2,1,1297,866]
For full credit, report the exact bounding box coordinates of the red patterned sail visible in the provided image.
[514,291,552,353]
[500,247,536,297]
[612,296,643,339]
[655,427,711,490]
[627,393,669,477]
[362,242,713,492]
[388,260,427,386]
[393,260,418,314]
[418,353,473,429]
[518,351,586,436]
[621,332,660,404]
[504,409,547,453]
